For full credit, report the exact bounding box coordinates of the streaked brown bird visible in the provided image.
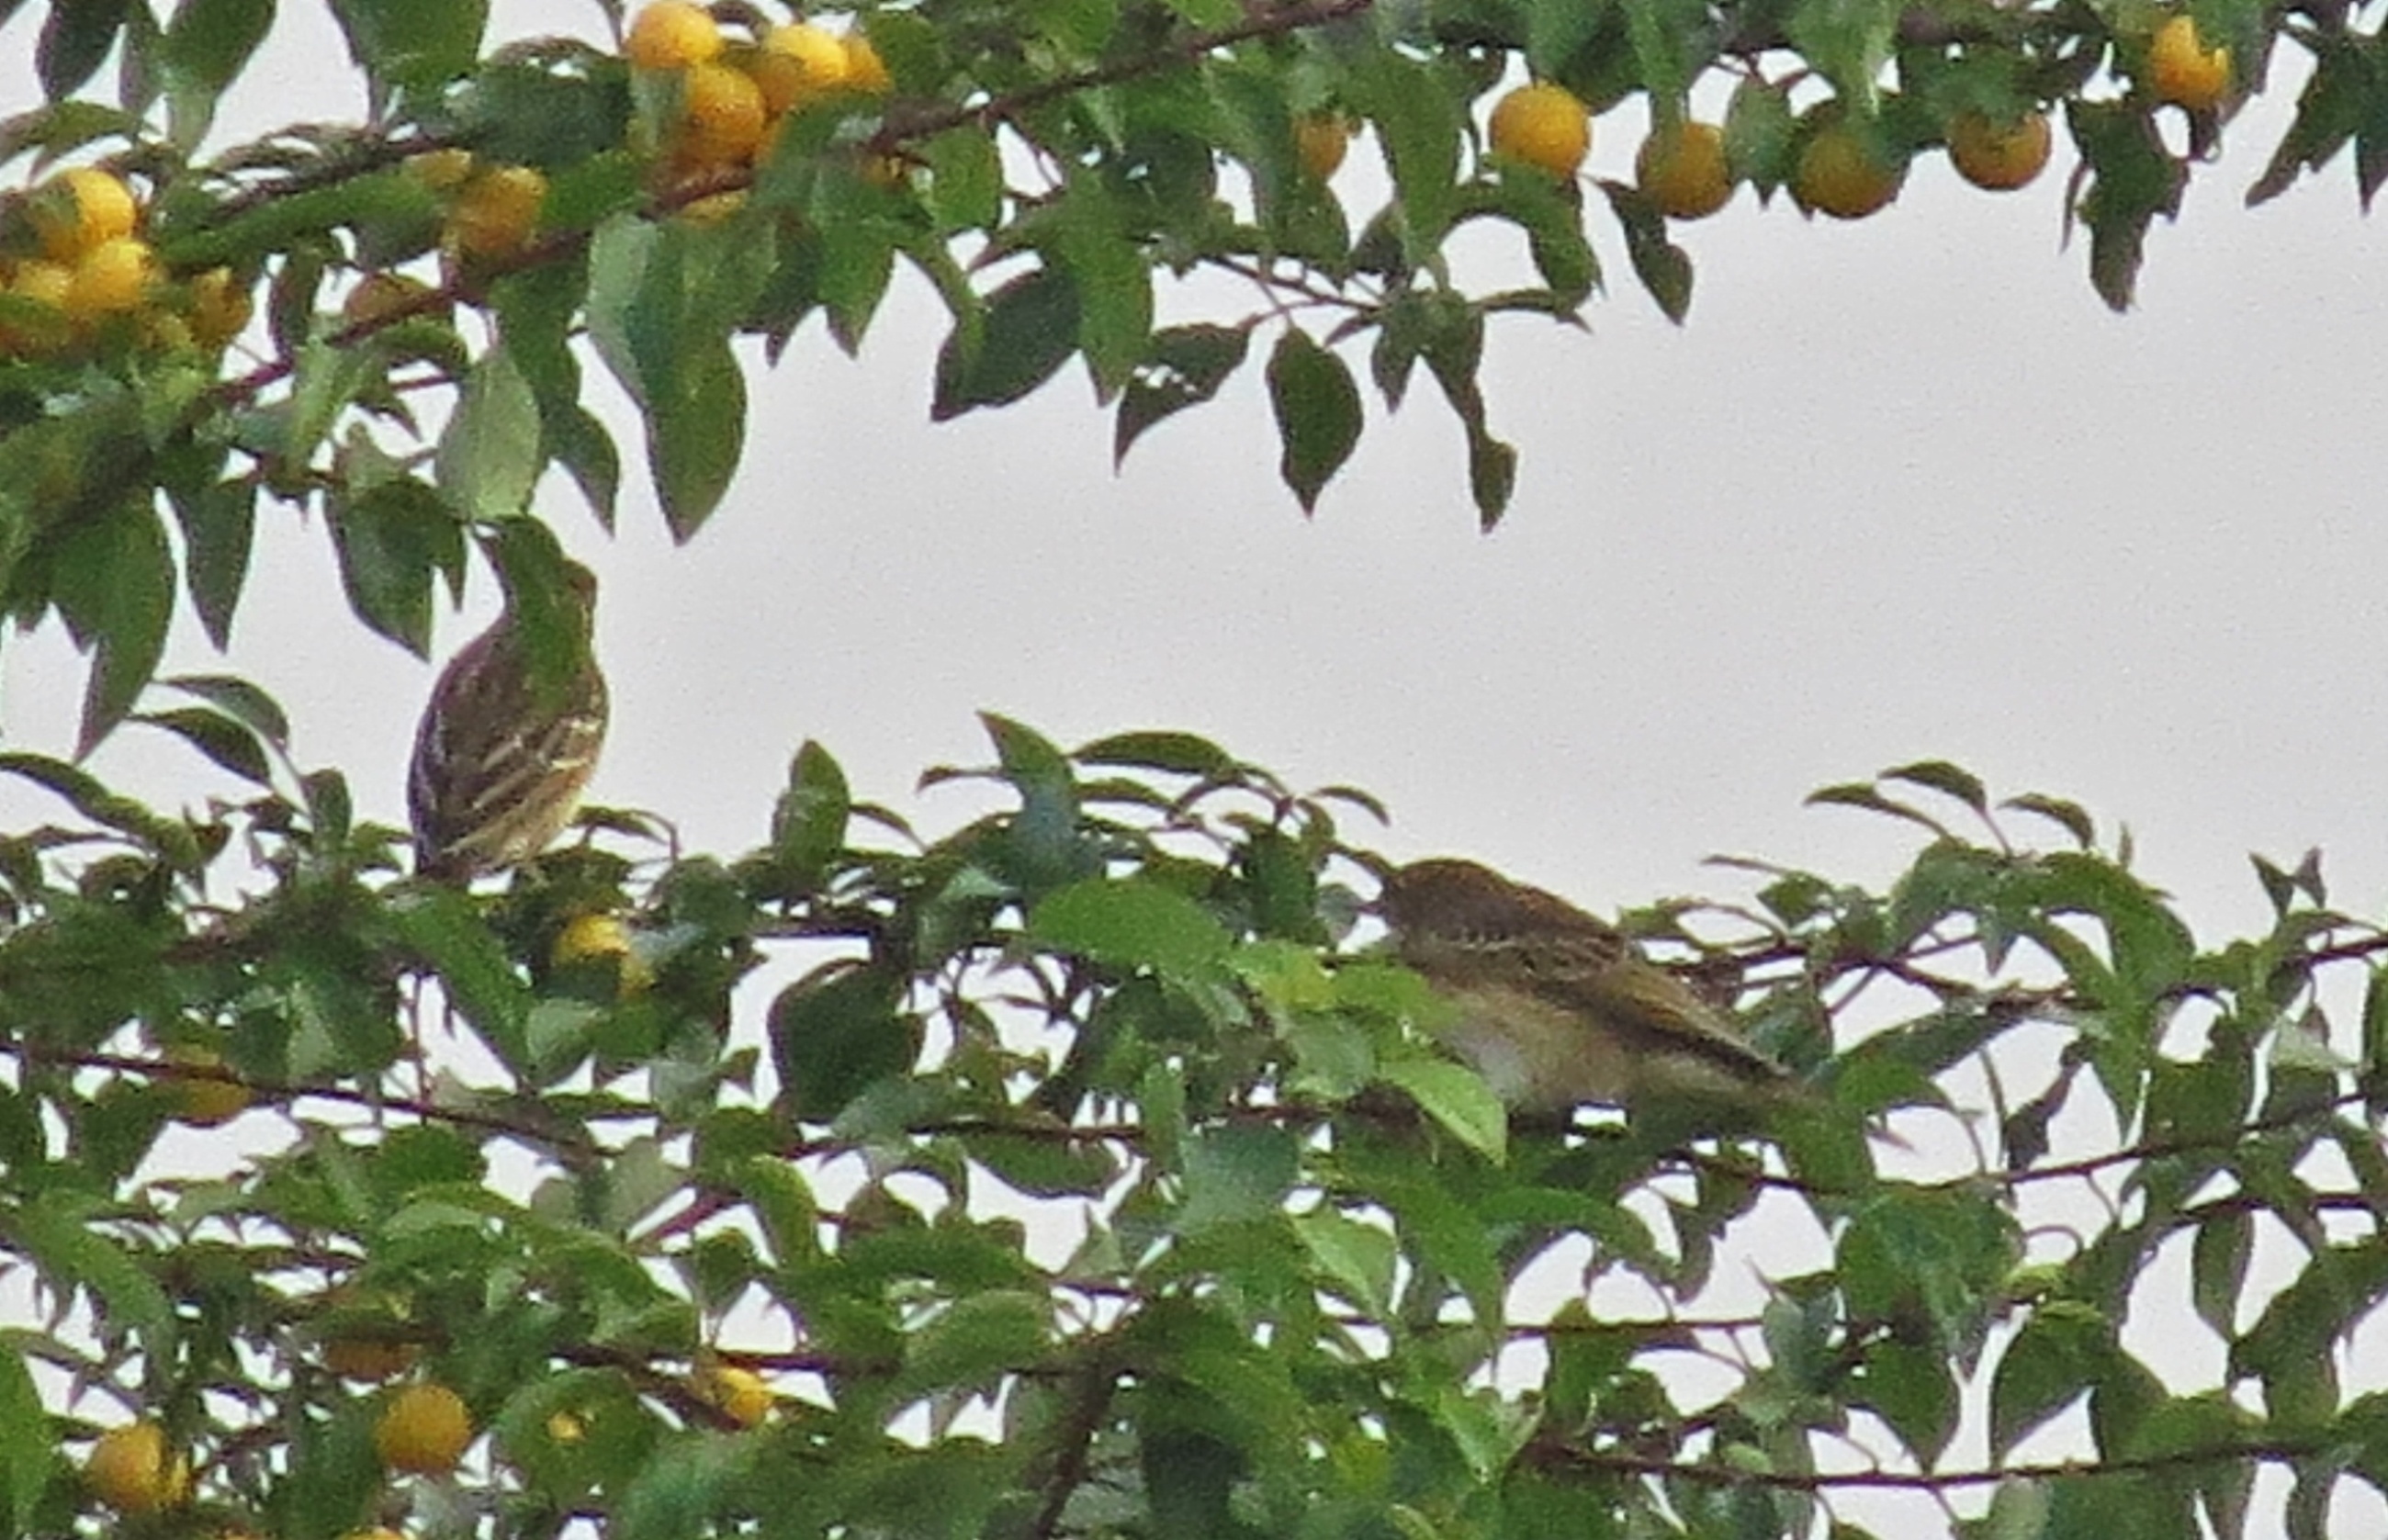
[1377,857,1797,1117]
[409,564,608,882]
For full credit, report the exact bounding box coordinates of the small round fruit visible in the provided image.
[693,1364,773,1428]
[375,1383,474,1475]
[62,237,154,320]
[625,1,721,70]
[753,23,850,115]
[1793,119,1905,219]
[1946,110,2052,191]
[679,61,769,166]
[1635,120,1733,219]
[2148,15,2230,110]
[187,267,253,347]
[1488,81,1591,177]
[1295,113,1352,181]
[85,1422,191,1514]
[167,1045,252,1126]
[403,148,477,192]
[11,258,71,309]
[546,1410,586,1444]
[34,167,140,262]
[445,165,547,259]
[841,31,892,96]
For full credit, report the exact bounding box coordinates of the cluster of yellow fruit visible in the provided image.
[0,166,250,361]
[625,0,890,191]
[1479,12,2227,226]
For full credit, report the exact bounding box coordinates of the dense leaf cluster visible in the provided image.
[2,713,2386,1537]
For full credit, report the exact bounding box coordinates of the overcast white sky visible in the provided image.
[6,5,2388,1531]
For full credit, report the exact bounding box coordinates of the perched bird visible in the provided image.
[409,564,609,882]
[1376,857,1798,1118]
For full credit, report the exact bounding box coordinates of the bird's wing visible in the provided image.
[1521,936,1790,1085]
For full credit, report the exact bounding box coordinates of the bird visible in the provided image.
[408,563,609,882]
[1374,857,1799,1118]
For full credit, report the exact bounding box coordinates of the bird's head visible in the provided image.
[1375,857,1585,945]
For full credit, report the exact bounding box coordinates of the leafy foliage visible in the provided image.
[0,0,2381,744]
[1,717,2386,1537]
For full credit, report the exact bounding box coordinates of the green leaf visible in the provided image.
[326,0,487,88]
[930,265,1081,420]
[769,741,849,891]
[770,963,917,1123]
[585,216,767,541]
[17,1190,172,1339]
[2191,1206,2251,1340]
[1074,729,1237,778]
[1175,1124,1298,1237]
[1784,0,1900,110]
[1293,1208,1398,1317]
[1859,1338,1958,1467]
[38,0,128,99]
[163,474,255,650]
[1348,51,1461,246]
[52,498,175,759]
[1990,1301,2112,1458]
[161,0,274,93]
[1056,179,1152,401]
[1113,324,1251,466]
[326,475,462,657]
[1379,1058,1506,1164]
[130,707,272,785]
[434,345,542,524]
[896,1290,1051,1398]
[1266,329,1362,514]
[0,1345,49,1533]
[1029,877,1232,985]
[1880,759,1989,816]
[2070,101,2188,313]
[923,127,1001,233]
[389,888,534,1074]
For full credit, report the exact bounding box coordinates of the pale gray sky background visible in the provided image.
[5,5,2386,1531]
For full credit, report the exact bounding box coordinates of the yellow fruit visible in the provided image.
[375,1383,474,1475]
[842,31,892,96]
[85,1422,191,1514]
[62,237,154,320]
[10,258,71,310]
[342,272,438,328]
[693,1364,773,1428]
[166,1045,252,1126]
[1634,120,1733,219]
[679,61,768,165]
[625,1,721,70]
[2148,15,2230,110]
[681,188,751,224]
[546,1410,586,1444]
[33,167,140,262]
[445,165,547,259]
[1488,81,1591,177]
[551,913,654,992]
[187,267,253,347]
[403,148,477,192]
[1946,110,2052,190]
[753,23,850,115]
[1295,113,1352,181]
[1793,118,1905,219]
